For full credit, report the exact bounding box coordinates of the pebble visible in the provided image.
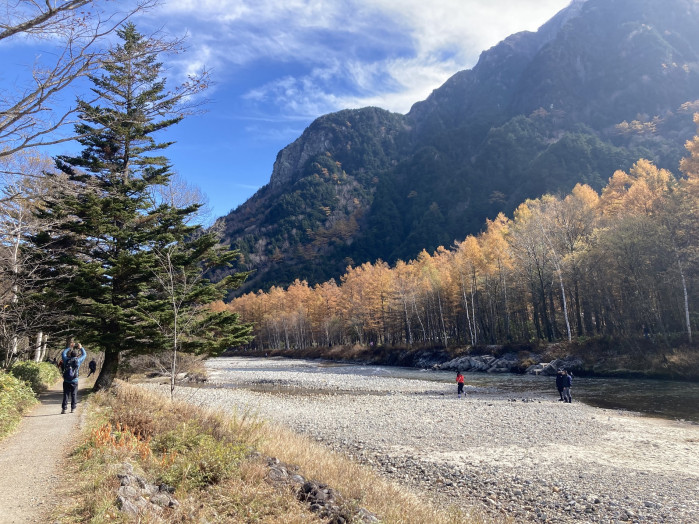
[142,357,699,524]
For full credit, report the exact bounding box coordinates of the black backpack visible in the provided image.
[63,358,78,381]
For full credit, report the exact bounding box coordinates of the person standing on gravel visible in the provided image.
[555,369,565,401]
[456,371,465,398]
[61,339,87,414]
[562,370,573,403]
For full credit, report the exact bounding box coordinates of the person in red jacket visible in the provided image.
[456,371,465,398]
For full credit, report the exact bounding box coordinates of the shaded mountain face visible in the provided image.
[216,0,699,294]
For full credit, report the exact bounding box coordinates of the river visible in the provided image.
[212,358,699,422]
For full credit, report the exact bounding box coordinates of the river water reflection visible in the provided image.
[216,358,699,422]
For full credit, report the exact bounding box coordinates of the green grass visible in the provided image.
[0,371,38,440]
[151,422,247,490]
[10,361,61,394]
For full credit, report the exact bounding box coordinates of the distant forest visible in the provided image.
[221,117,699,351]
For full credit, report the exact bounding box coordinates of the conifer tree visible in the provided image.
[33,24,250,390]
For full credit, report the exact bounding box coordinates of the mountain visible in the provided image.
[215,0,699,294]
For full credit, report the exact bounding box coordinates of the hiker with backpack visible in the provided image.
[61,339,87,414]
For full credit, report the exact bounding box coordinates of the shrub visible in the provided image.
[152,422,246,490]
[81,422,152,462]
[10,361,60,394]
[0,371,38,439]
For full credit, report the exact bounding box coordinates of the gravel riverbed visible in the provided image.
[143,357,699,523]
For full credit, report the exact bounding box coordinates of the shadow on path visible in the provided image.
[0,379,93,523]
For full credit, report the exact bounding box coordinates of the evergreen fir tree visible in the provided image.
[33,24,250,390]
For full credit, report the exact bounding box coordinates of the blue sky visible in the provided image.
[3,0,572,220]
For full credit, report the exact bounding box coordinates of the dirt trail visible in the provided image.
[0,380,90,524]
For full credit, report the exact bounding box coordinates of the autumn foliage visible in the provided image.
[228,122,699,351]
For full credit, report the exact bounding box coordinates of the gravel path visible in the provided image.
[147,357,699,523]
[0,380,89,524]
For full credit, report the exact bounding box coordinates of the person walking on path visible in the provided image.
[456,371,465,398]
[562,370,573,403]
[555,369,565,401]
[0,379,87,523]
[61,339,87,414]
[87,358,97,377]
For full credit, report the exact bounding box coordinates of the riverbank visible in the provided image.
[228,338,699,381]
[77,380,475,524]
[145,357,699,523]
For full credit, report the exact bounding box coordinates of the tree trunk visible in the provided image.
[33,332,43,362]
[573,278,583,337]
[537,268,552,340]
[40,334,49,361]
[556,269,572,342]
[93,348,120,391]
[673,244,693,344]
[501,263,510,340]
[402,298,413,345]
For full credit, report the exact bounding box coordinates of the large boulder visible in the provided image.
[537,357,585,376]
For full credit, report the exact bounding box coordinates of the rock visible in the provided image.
[526,363,546,375]
[149,492,173,508]
[356,508,380,523]
[268,467,288,481]
[119,475,133,487]
[289,474,306,484]
[117,463,134,478]
[114,462,179,518]
[117,485,140,499]
[116,495,142,517]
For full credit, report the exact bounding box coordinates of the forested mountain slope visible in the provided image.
[215,0,699,294]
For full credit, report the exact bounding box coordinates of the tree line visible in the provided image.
[227,127,699,352]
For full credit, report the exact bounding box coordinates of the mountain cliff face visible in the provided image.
[216,0,699,294]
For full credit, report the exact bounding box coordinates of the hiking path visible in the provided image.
[0,379,91,524]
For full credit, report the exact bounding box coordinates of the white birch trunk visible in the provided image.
[33,331,43,362]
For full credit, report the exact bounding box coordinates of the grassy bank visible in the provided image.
[10,361,61,393]
[0,371,39,440]
[54,381,482,523]
[0,362,61,441]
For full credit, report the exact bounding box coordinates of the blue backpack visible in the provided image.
[63,358,78,381]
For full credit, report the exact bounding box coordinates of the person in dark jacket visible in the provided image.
[562,370,573,403]
[555,369,565,401]
[61,339,87,414]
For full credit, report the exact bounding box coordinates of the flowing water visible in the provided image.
[213,358,699,422]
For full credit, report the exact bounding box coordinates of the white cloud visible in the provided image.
[148,0,573,118]
[369,0,572,56]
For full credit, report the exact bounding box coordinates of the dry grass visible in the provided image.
[54,383,317,523]
[122,352,209,382]
[56,382,488,523]
[259,424,480,524]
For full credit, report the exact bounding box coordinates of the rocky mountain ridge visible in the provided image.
[217,0,699,295]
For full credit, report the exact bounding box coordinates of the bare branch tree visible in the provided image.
[0,163,67,367]
[151,173,213,226]
[0,0,158,163]
[149,244,204,399]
